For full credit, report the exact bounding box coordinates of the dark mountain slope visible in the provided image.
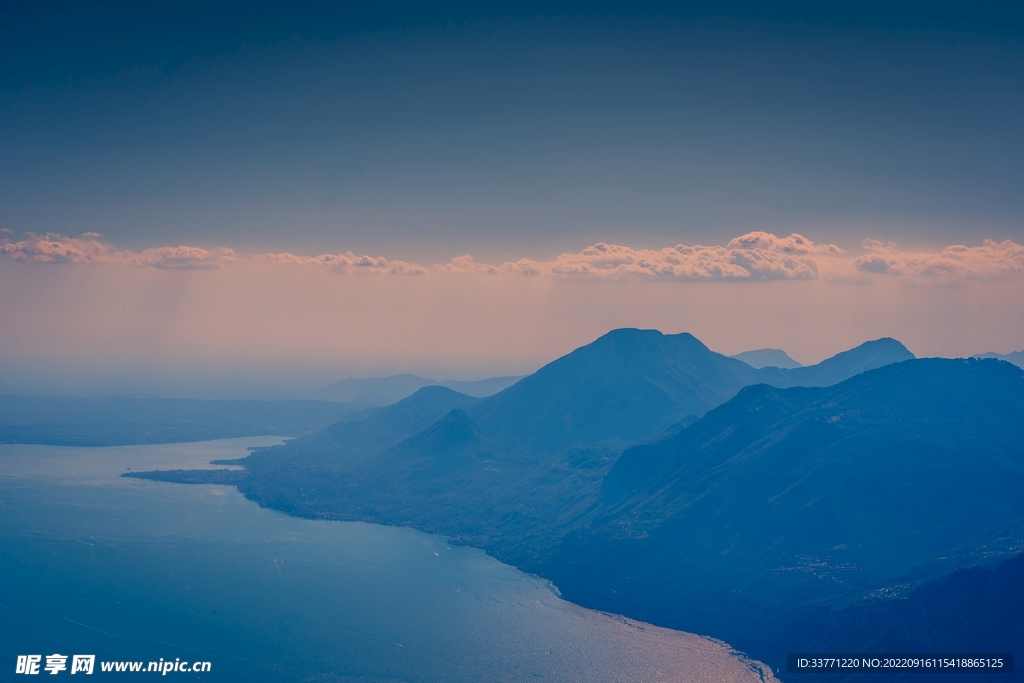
[775,552,1024,681]
[543,358,1024,665]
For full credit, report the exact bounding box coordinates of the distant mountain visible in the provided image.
[310,373,523,405]
[468,329,767,453]
[0,395,369,446]
[972,349,1024,368]
[777,336,913,387]
[547,357,1024,666]
[242,385,479,468]
[442,376,526,397]
[730,348,802,369]
[468,329,914,454]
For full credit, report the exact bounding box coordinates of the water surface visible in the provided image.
[0,438,772,682]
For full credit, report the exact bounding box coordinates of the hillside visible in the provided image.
[235,409,600,553]
[776,552,1024,681]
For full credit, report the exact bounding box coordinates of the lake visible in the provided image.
[0,438,773,682]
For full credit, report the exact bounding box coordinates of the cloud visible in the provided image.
[856,239,1024,280]
[433,232,845,281]
[4,230,1023,283]
[547,232,845,280]
[0,233,219,269]
[433,255,544,276]
[252,250,427,275]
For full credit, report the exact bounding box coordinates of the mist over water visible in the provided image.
[0,438,771,682]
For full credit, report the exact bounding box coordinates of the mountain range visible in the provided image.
[127,329,1024,675]
[228,330,915,481]
[455,330,912,454]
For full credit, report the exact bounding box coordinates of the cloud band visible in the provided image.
[3,231,1023,282]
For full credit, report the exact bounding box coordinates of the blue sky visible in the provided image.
[3,2,1022,260]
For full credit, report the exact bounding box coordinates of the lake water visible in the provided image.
[0,438,772,682]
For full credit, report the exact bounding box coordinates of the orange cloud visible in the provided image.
[251,250,427,275]
[0,233,220,270]
[4,231,1023,283]
[548,232,845,280]
[856,239,1024,280]
[433,233,846,280]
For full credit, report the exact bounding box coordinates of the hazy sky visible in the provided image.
[2,2,1023,397]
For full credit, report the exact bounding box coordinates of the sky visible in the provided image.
[2,1,1023,398]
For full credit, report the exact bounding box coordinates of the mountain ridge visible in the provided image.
[972,349,1024,368]
[310,373,524,405]
[730,348,803,369]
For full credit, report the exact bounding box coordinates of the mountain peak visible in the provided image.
[778,337,914,387]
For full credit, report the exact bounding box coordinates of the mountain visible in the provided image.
[243,385,480,469]
[468,329,766,453]
[310,373,523,405]
[468,329,914,454]
[777,336,913,387]
[130,329,921,526]
[545,357,1024,667]
[442,376,526,397]
[0,395,369,446]
[730,348,803,369]
[973,349,1024,368]
[130,329,921,570]
[235,409,579,548]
